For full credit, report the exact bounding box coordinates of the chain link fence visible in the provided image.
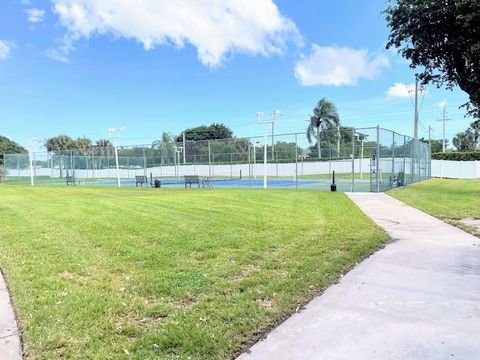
[2,126,431,192]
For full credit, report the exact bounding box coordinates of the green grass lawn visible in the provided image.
[0,186,386,359]
[389,178,480,234]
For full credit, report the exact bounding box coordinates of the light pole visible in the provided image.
[107,126,126,188]
[257,112,272,189]
[354,133,366,179]
[270,110,282,161]
[28,137,40,186]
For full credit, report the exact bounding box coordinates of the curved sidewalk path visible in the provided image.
[0,272,22,359]
[238,193,480,360]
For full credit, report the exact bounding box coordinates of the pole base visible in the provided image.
[330,184,337,192]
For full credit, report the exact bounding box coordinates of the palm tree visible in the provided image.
[469,120,480,150]
[306,98,340,158]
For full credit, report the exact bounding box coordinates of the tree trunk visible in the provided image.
[317,127,321,159]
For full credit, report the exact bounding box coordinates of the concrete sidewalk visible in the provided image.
[0,272,22,360]
[238,193,480,360]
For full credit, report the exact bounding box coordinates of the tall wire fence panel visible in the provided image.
[2,127,431,192]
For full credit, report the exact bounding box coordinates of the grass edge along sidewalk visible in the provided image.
[0,186,387,359]
[388,178,480,237]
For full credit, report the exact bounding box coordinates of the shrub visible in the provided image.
[432,151,480,161]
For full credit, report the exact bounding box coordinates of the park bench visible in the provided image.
[184,175,200,188]
[135,175,148,187]
[66,176,80,186]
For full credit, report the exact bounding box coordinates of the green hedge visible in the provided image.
[432,151,480,161]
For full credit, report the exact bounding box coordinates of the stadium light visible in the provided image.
[107,126,126,188]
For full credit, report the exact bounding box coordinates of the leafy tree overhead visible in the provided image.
[176,123,233,142]
[306,98,340,158]
[384,0,480,118]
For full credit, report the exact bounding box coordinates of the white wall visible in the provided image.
[431,160,480,179]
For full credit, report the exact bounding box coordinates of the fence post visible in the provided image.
[143,146,147,178]
[403,136,407,183]
[351,128,355,192]
[295,133,298,189]
[376,125,380,192]
[208,141,211,178]
[33,152,37,184]
[248,141,251,187]
[392,132,395,187]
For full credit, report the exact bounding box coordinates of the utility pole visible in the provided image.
[414,76,419,139]
[437,106,451,152]
[428,125,433,144]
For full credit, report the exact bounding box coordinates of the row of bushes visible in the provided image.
[432,151,480,161]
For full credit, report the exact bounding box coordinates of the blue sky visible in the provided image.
[0,0,473,148]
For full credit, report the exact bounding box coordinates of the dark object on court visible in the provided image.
[330,171,337,192]
[154,179,161,188]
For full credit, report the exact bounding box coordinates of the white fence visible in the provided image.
[9,159,373,180]
[431,160,480,179]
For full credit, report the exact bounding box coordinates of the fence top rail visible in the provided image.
[4,126,429,158]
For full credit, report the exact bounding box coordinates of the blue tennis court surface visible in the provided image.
[93,178,371,190]
[96,178,321,187]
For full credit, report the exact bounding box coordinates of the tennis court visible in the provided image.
[92,176,371,191]
[2,127,431,192]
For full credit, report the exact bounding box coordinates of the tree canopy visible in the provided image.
[176,123,233,142]
[0,135,27,155]
[45,135,76,151]
[384,0,480,118]
[0,136,27,165]
[451,120,480,150]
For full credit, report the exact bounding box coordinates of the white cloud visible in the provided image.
[387,83,415,98]
[387,82,427,98]
[45,48,70,63]
[294,44,390,86]
[438,100,447,109]
[48,0,300,66]
[26,8,46,23]
[0,40,14,60]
